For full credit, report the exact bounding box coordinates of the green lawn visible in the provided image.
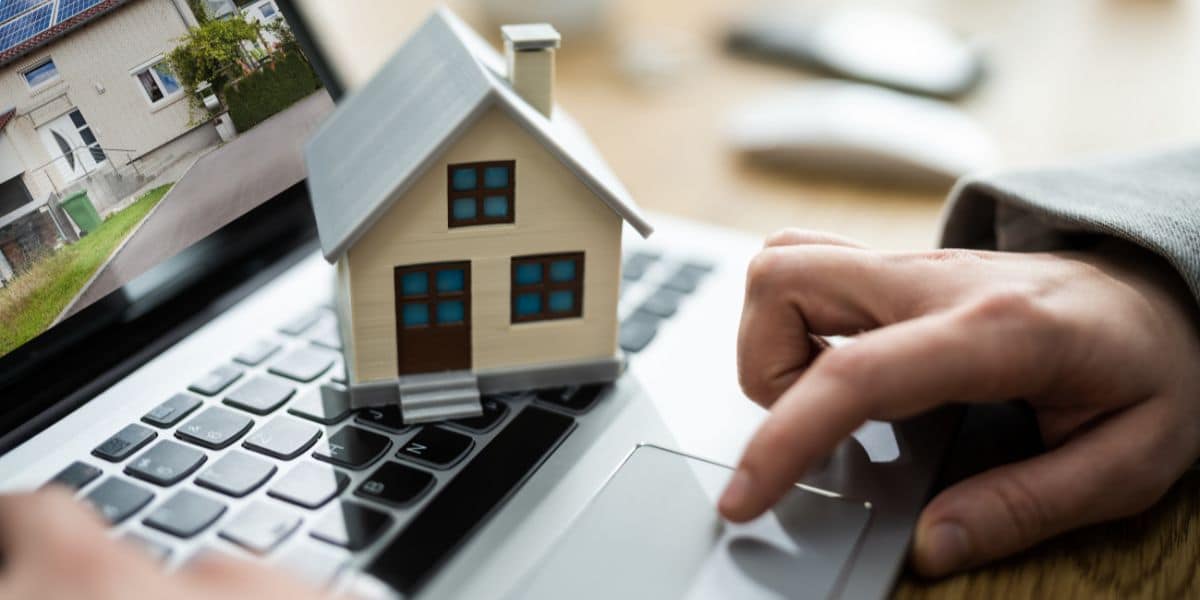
[0,184,173,357]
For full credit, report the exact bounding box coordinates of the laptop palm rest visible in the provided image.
[512,445,872,600]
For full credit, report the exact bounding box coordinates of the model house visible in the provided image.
[305,9,653,422]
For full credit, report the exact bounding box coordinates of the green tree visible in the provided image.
[165,17,261,121]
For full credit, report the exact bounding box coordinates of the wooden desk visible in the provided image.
[297,0,1200,596]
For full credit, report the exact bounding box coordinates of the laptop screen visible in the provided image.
[0,0,339,443]
[0,0,328,360]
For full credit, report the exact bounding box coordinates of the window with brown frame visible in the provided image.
[511,252,584,323]
[447,160,515,227]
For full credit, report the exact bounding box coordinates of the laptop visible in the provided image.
[0,2,957,598]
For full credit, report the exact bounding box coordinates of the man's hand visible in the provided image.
[0,489,337,599]
[718,229,1200,577]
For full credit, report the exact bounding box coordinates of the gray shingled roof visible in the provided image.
[304,8,653,262]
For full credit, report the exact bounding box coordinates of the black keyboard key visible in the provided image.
[535,384,605,414]
[93,424,157,462]
[219,501,302,554]
[280,310,323,336]
[188,365,244,396]
[447,396,509,433]
[141,393,203,429]
[356,461,435,507]
[224,375,295,416]
[122,531,173,563]
[365,407,575,595]
[196,451,277,497]
[355,405,411,433]
[310,500,393,551]
[234,340,282,366]
[177,406,254,450]
[125,440,207,486]
[661,268,705,293]
[83,477,154,525]
[619,312,660,353]
[396,427,473,469]
[313,426,390,470]
[268,462,349,509]
[622,251,660,281]
[277,543,349,589]
[45,461,102,491]
[143,489,226,538]
[268,348,335,383]
[244,416,321,460]
[638,288,686,318]
[289,386,351,425]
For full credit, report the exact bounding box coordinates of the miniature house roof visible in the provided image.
[305,8,654,262]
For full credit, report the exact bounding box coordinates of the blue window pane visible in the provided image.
[515,293,542,316]
[437,300,465,324]
[451,167,477,190]
[483,195,509,217]
[549,259,576,282]
[548,290,575,313]
[400,272,428,296]
[437,269,465,292]
[153,62,181,95]
[402,303,429,327]
[23,59,57,87]
[514,263,542,286]
[483,166,510,188]
[452,197,476,220]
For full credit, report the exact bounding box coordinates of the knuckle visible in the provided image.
[961,288,1055,332]
[737,370,773,407]
[812,347,873,392]
[763,228,810,248]
[909,248,986,265]
[988,476,1052,544]
[745,247,790,295]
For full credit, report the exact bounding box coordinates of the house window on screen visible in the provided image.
[133,59,182,106]
[447,160,515,227]
[511,252,584,323]
[22,58,59,90]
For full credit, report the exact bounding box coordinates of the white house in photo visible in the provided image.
[0,0,228,283]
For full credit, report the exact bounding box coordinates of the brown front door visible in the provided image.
[394,261,471,375]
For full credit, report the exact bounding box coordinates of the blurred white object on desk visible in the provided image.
[727,81,996,187]
[728,6,984,99]
[474,0,609,35]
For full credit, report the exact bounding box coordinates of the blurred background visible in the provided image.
[301,0,1200,250]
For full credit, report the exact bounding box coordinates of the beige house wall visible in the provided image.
[344,106,623,384]
[0,0,195,200]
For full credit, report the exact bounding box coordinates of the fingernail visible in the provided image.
[918,521,970,575]
[720,469,754,515]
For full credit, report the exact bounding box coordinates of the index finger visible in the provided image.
[721,295,1062,521]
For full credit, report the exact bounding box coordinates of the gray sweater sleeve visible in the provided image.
[940,147,1200,303]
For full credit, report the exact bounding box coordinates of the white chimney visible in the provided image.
[501,23,562,118]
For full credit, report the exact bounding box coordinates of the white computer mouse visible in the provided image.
[727,81,996,187]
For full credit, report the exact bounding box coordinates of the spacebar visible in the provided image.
[365,405,576,595]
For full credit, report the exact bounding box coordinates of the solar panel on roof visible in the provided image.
[0,2,52,53]
[54,0,104,24]
[0,0,50,26]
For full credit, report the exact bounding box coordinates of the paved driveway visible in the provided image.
[61,91,334,319]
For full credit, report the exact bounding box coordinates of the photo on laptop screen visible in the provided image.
[0,0,329,359]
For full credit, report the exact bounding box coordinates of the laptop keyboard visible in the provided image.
[43,247,714,594]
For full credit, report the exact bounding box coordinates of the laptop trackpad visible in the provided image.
[514,445,872,600]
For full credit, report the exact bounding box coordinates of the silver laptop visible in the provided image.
[0,2,956,598]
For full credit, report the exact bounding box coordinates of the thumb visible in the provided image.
[911,401,1182,577]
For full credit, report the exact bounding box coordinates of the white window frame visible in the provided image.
[130,56,183,108]
[21,57,60,91]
